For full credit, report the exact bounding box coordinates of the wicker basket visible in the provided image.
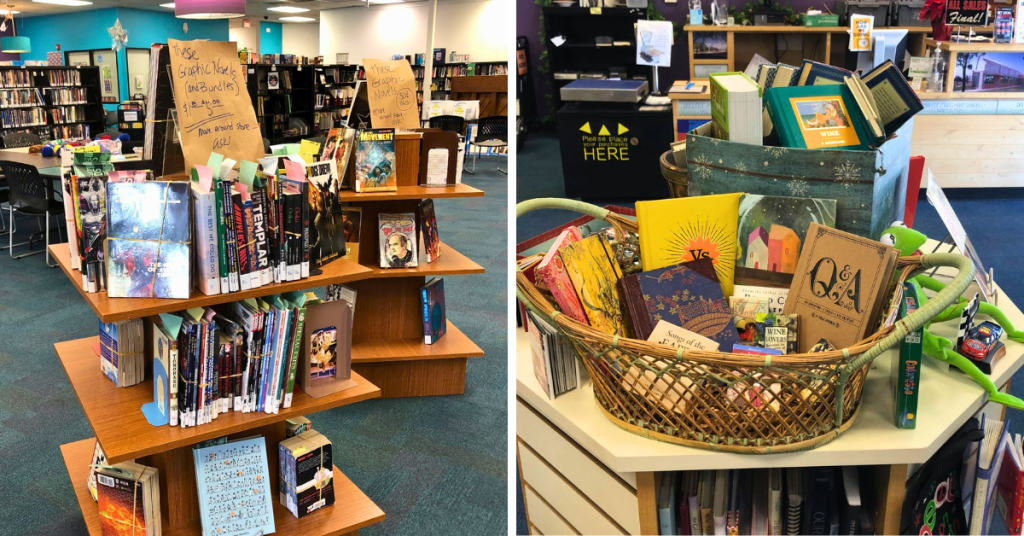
[517,198,974,454]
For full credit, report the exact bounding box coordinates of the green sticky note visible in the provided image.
[239,160,258,188]
[206,153,224,180]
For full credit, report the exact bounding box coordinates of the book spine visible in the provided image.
[242,198,260,289]
[179,326,190,428]
[193,190,220,296]
[422,287,433,344]
[240,317,253,413]
[276,189,286,283]
[1011,471,1024,536]
[232,193,252,291]
[287,193,299,281]
[197,322,207,426]
[251,188,272,286]
[300,181,310,278]
[221,181,239,293]
[191,323,202,427]
[275,310,294,412]
[283,305,305,408]
[233,328,243,410]
[213,181,229,292]
[262,309,278,414]
[208,323,218,421]
[168,340,178,427]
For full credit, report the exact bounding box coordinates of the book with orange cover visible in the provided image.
[534,226,588,324]
[559,233,629,336]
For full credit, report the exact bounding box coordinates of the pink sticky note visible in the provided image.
[283,159,306,182]
[236,182,250,201]
[194,164,214,193]
[203,307,217,322]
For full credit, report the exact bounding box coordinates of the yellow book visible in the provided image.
[636,193,741,297]
[559,234,629,337]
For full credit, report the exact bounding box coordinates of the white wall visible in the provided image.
[283,23,320,58]
[230,25,260,54]
[320,0,508,65]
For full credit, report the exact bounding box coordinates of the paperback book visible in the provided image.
[95,461,161,536]
[422,277,447,344]
[354,128,397,192]
[379,212,418,268]
[306,158,347,267]
[279,430,335,518]
[194,437,275,536]
[419,198,441,263]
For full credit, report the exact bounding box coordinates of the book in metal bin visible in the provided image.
[559,79,650,103]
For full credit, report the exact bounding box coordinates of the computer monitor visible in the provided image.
[844,28,909,74]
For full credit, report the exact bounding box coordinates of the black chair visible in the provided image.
[2,160,64,266]
[429,115,467,135]
[0,180,9,238]
[105,110,118,129]
[2,132,41,149]
[467,115,508,175]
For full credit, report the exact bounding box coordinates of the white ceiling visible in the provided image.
[11,0,430,21]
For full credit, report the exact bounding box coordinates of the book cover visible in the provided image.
[783,222,897,352]
[87,440,106,502]
[106,181,191,299]
[892,282,923,429]
[559,233,629,337]
[231,189,252,290]
[535,227,588,324]
[279,431,335,518]
[803,467,835,535]
[378,212,418,268]
[419,199,441,263]
[860,60,924,135]
[251,187,272,285]
[734,312,798,354]
[765,84,872,150]
[733,285,788,314]
[737,194,837,275]
[194,437,275,535]
[354,128,397,192]
[191,182,220,296]
[306,159,346,267]
[96,464,156,535]
[636,193,741,296]
[422,277,447,344]
[623,262,740,349]
[299,298,357,398]
[996,434,1024,535]
[796,59,851,86]
[76,175,106,292]
[341,206,361,261]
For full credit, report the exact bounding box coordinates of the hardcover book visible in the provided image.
[709,72,763,145]
[422,277,447,344]
[636,193,741,296]
[620,261,741,350]
[734,312,799,354]
[419,199,441,263]
[783,223,898,352]
[796,59,851,86]
[106,181,191,299]
[733,284,788,313]
[860,60,924,135]
[737,194,837,275]
[559,233,629,336]
[891,282,922,429]
[354,128,397,192]
[378,212,418,268]
[764,84,873,150]
[534,226,588,324]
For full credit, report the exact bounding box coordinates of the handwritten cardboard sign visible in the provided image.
[167,39,264,171]
[363,58,420,129]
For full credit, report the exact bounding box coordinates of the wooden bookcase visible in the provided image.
[0,65,105,140]
[313,64,361,134]
[53,154,486,532]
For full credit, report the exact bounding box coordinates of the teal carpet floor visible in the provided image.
[0,164,508,535]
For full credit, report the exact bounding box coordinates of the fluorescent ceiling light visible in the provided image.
[0,9,20,13]
[267,5,308,12]
[32,0,93,5]
[279,15,315,21]
[160,2,174,7]
[369,0,404,4]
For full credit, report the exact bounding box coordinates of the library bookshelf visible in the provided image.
[0,65,105,140]
[53,178,486,532]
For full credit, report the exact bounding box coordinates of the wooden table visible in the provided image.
[516,240,1023,535]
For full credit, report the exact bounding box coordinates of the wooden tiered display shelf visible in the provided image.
[54,176,486,532]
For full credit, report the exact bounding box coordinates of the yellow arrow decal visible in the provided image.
[618,123,629,135]
[598,125,611,136]
[579,122,591,134]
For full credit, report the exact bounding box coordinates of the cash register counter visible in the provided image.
[517,242,1021,535]
[556,101,672,199]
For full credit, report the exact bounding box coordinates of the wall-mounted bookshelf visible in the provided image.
[0,66,104,141]
[429,61,510,99]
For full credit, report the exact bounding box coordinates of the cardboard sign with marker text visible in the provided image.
[363,57,420,129]
[167,39,264,171]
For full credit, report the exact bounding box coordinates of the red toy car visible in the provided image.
[961,321,1003,360]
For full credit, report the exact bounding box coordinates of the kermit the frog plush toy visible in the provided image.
[880,224,1024,409]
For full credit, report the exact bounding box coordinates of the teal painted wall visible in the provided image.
[259,22,282,55]
[18,8,229,109]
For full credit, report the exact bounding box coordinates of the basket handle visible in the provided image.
[516,198,614,223]
[833,252,974,426]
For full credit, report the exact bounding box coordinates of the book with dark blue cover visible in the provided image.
[422,278,447,344]
[803,467,836,535]
[860,60,923,135]
[797,60,851,86]
[628,262,741,351]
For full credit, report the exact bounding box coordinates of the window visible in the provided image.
[65,49,120,103]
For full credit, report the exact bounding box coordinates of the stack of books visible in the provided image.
[279,430,336,518]
[95,461,162,535]
[99,318,145,387]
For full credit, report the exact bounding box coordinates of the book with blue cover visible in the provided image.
[194,436,275,536]
[860,60,923,135]
[621,261,741,351]
[796,59,851,86]
[764,84,873,151]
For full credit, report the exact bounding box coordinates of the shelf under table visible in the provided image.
[60,437,385,536]
[56,336,381,465]
[338,183,483,201]
[49,243,373,323]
